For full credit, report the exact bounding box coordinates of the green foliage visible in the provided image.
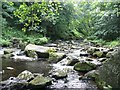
[94,2,120,40]
[2,26,49,45]
[105,40,120,47]
[0,38,11,47]
[13,2,62,34]
[2,1,120,41]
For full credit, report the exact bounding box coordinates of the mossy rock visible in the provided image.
[19,41,28,50]
[87,47,99,54]
[29,75,52,88]
[25,44,56,58]
[93,51,104,58]
[48,52,66,63]
[17,70,34,81]
[25,50,38,59]
[106,52,113,58]
[84,70,99,80]
[84,70,112,90]
[74,62,96,72]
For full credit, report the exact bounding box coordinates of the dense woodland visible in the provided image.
[0,1,120,90]
[1,1,120,46]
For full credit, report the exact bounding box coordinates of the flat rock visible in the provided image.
[25,44,56,58]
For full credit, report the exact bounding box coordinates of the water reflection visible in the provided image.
[1,58,52,80]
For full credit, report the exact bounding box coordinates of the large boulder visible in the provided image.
[29,75,52,88]
[74,61,96,72]
[25,44,56,58]
[99,47,120,89]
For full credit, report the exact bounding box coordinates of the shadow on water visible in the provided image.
[1,58,52,81]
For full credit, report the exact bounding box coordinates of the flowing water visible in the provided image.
[0,47,99,89]
[1,59,52,81]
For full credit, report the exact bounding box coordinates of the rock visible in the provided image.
[87,47,99,54]
[52,70,67,79]
[17,70,34,81]
[93,51,104,58]
[48,52,66,63]
[98,48,120,88]
[25,50,38,59]
[11,37,22,48]
[19,41,28,50]
[98,58,106,62]
[29,75,52,88]
[65,57,79,66]
[74,62,96,72]
[86,58,94,61]
[106,52,113,58]
[4,49,14,54]
[2,53,14,59]
[56,57,70,66]
[25,44,56,58]
[80,51,89,57]
[84,70,99,80]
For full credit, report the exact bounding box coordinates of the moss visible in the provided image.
[93,51,104,58]
[29,75,52,86]
[25,50,38,58]
[74,62,95,72]
[48,52,65,63]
